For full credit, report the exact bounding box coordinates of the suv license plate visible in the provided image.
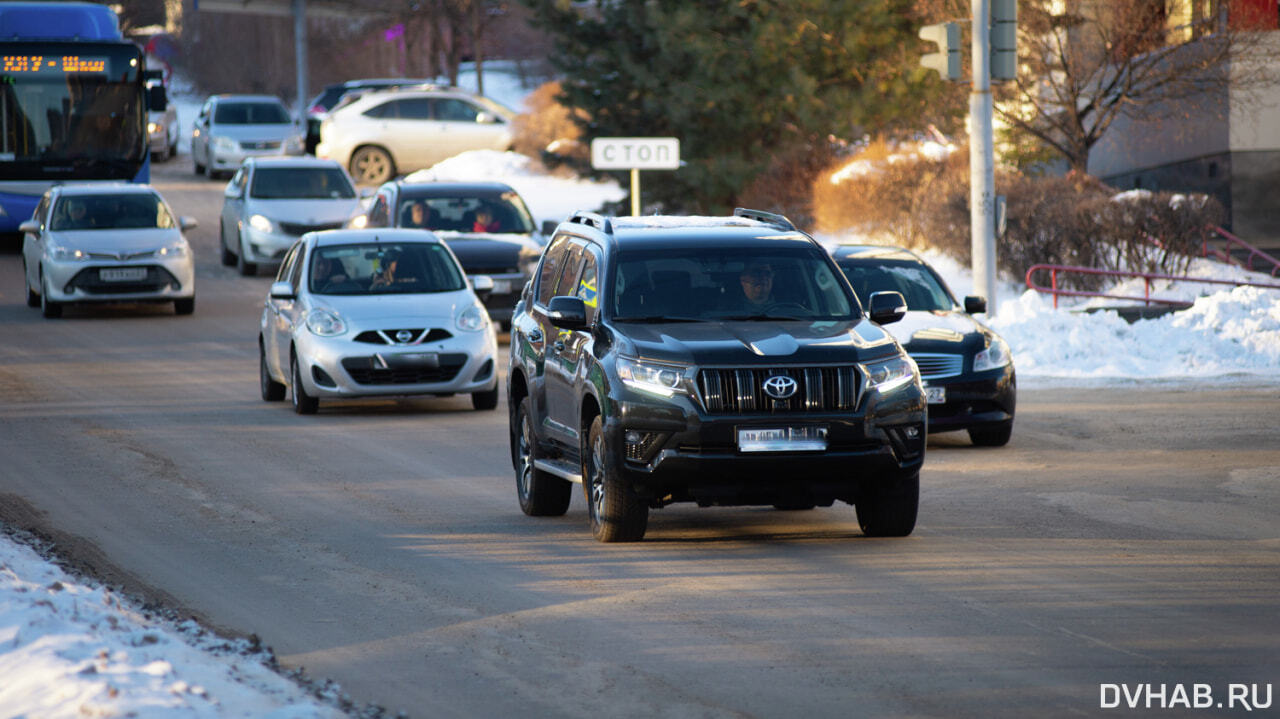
[925,386,946,404]
[737,426,828,453]
[100,267,147,282]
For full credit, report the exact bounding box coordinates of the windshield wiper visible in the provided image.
[612,315,702,323]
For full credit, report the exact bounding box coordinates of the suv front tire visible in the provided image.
[584,415,649,542]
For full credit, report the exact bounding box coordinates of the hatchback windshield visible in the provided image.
[309,243,466,295]
[50,193,175,231]
[397,193,535,234]
[611,248,855,321]
[838,261,955,312]
[214,102,290,125]
[251,167,355,200]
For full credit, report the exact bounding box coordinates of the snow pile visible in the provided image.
[405,150,627,229]
[0,534,343,718]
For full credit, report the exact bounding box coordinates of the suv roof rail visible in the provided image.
[733,207,796,232]
[569,210,613,234]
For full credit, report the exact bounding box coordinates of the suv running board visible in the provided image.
[534,458,583,484]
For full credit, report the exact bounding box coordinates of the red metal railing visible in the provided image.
[1025,264,1280,309]
[1205,226,1280,277]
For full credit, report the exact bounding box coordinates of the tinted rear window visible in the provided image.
[214,102,290,124]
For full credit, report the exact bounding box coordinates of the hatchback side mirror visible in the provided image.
[269,281,296,300]
[18,219,40,235]
[548,295,588,330]
[964,295,987,315]
[179,216,199,231]
[470,274,494,299]
[868,291,907,326]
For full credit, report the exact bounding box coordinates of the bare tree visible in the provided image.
[996,0,1277,173]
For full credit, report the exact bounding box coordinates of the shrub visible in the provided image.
[814,145,1225,291]
[511,81,589,170]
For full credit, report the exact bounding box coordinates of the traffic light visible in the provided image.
[919,22,961,81]
[991,0,1018,81]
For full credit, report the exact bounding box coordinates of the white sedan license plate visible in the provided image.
[925,385,947,404]
[737,426,828,453]
[99,267,147,282]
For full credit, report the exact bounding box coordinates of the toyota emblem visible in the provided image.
[762,375,798,400]
[395,330,414,343]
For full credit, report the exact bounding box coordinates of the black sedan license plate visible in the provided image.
[925,385,946,404]
[737,426,828,453]
[99,267,147,282]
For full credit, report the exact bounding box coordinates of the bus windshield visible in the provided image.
[0,41,146,180]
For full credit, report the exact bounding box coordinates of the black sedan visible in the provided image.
[831,245,1015,446]
[360,180,545,328]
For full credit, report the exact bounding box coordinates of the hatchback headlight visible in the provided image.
[148,121,160,134]
[305,308,346,336]
[973,335,1012,372]
[617,357,689,398]
[248,214,276,234]
[861,355,917,394]
[49,244,90,261]
[457,304,489,332]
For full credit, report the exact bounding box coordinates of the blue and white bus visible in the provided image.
[0,2,149,232]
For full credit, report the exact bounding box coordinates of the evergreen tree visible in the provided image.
[521,0,958,215]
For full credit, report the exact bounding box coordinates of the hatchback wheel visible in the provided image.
[350,146,394,185]
[220,220,236,266]
[23,259,38,308]
[174,297,195,315]
[261,341,286,401]
[472,386,499,411]
[290,353,318,414]
[236,232,257,276]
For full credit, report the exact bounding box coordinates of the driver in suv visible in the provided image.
[506,209,927,542]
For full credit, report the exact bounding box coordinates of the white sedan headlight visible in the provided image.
[305,308,347,337]
[212,135,239,153]
[861,355,918,394]
[457,304,489,332]
[156,240,189,258]
[249,214,276,234]
[284,134,304,154]
[49,244,90,261]
[973,335,1012,372]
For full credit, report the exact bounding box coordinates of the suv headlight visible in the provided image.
[49,244,90,261]
[457,304,489,332]
[248,214,276,234]
[973,335,1012,372]
[305,308,346,336]
[861,355,917,394]
[617,357,690,398]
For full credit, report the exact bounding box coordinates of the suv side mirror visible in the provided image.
[868,291,907,326]
[964,295,987,315]
[540,219,558,237]
[547,295,588,330]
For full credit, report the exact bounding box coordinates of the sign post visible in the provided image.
[590,137,680,216]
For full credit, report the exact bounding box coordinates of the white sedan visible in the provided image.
[258,229,499,414]
[21,184,197,318]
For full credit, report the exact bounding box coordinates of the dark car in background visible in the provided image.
[361,180,544,328]
[830,245,1015,446]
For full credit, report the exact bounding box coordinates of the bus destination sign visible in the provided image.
[3,55,108,75]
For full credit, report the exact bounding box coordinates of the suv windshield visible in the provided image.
[214,102,290,125]
[251,167,355,200]
[50,193,175,231]
[397,193,535,234]
[839,261,955,312]
[612,247,855,321]
[309,242,465,295]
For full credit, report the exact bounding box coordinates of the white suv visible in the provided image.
[316,86,515,185]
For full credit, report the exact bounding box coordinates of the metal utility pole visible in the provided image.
[293,0,307,122]
[970,0,998,315]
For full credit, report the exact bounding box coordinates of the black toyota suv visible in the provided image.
[507,209,927,542]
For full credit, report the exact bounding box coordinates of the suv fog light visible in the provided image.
[904,426,920,439]
[624,430,664,462]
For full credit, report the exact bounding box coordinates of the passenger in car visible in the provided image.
[471,207,501,233]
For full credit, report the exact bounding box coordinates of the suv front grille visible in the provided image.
[911,353,963,379]
[696,367,860,414]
